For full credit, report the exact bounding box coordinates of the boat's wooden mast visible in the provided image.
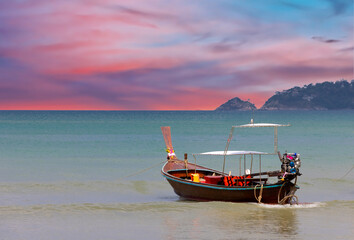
[223,127,235,173]
[274,126,278,154]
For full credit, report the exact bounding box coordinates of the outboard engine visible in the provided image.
[280,152,301,180]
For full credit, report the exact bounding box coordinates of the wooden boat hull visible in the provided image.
[162,160,296,204]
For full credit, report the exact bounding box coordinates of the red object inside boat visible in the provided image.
[204,176,223,184]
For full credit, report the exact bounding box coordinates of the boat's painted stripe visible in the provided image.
[162,174,283,191]
[167,169,216,173]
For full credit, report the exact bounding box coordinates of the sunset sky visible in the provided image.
[0,0,353,110]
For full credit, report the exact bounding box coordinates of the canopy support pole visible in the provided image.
[244,155,246,185]
[259,155,262,182]
[239,156,242,176]
[250,154,253,174]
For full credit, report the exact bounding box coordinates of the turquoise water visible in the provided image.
[0,110,353,239]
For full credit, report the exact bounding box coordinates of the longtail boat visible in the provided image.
[161,121,301,204]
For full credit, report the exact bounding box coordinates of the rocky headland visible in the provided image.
[215,80,354,111]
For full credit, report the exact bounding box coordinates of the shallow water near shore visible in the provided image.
[0,110,353,239]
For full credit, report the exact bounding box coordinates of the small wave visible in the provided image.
[0,180,169,193]
[0,201,196,215]
[324,199,354,207]
[313,178,354,184]
[255,202,325,209]
[298,181,314,186]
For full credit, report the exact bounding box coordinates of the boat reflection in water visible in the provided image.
[162,202,299,239]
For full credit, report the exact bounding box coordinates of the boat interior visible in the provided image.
[167,169,270,186]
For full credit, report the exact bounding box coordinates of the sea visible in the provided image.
[0,110,353,240]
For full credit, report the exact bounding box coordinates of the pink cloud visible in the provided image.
[0,0,352,110]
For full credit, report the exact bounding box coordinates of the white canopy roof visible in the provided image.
[234,123,290,128]
[195,150,268,156]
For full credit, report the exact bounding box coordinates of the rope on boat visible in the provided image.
[118,160,167,180]
[277,181,298,205]
[254,184,263,203]
[339,165,354,179]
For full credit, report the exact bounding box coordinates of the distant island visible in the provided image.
[215,80,354,111]
[215,97,256,111]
